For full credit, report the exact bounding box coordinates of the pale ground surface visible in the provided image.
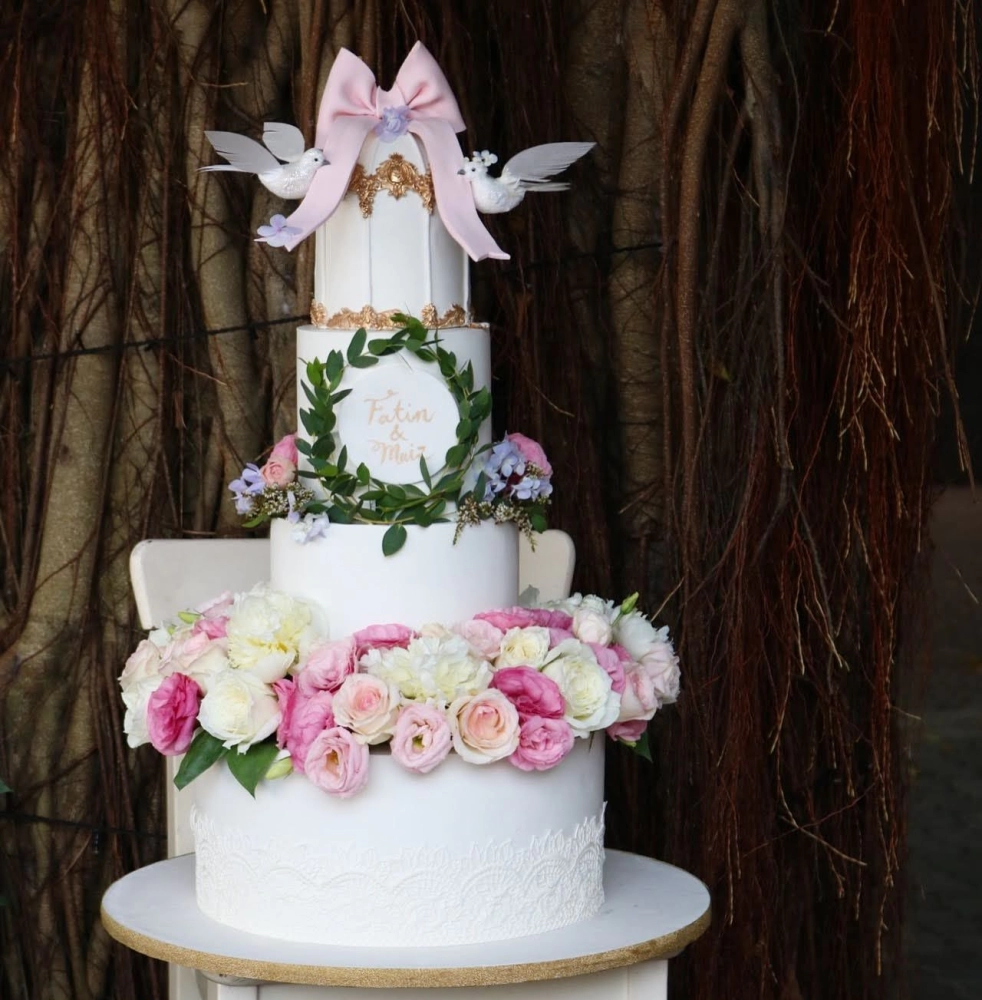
[907,486,982,999]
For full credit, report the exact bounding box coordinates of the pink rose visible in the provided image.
[490,666,565,719]
[475,607,573,632]
[590,643,626,694]
[449,689,521,764]
[506,432,553,477]
[617,661,660,723]
[332,673,398,744]
[607,718,649,743]
[454,619,505,659]
[390,704,453,773]
[298,637,356,695]
[305,727,370,797]
[146,673,202,756]
[270,433,299,465]
[273,678,335,774]
[510,716,575,771]
[260,454,296,487]
[353,623,414,659]
[193,616,228,639]
[191,592,234,639]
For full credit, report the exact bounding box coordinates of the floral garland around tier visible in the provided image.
[228,314,553,556]
[120,589,680,798]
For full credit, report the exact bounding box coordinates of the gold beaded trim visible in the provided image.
[347,154,435,217]
[309,302,474,330]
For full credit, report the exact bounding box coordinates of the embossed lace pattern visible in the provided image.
[192,806,606,947]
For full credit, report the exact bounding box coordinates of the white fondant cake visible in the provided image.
[181,49,611,951]
[192,738,605,947]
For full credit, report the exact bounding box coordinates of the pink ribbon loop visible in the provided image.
[281,43,508,262]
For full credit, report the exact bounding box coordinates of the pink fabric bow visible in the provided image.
[280,43,508,261]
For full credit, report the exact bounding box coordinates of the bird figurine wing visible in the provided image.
[201,131,282,173]
[500,142,595,190]
[261,122,306,163]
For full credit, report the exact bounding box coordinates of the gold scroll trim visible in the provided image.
[309,302,477,330]
[347,154,435,217]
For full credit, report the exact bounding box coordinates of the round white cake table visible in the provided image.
[101,850,710,999]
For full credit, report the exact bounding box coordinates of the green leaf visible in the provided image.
[337,445,348,472]
[348,353,379,369]
[329,388,352,406]
[415,347,436,363]
[306,359,324,388]
[632,730,653,762]
[419,456,432,489]
[357,463,371,485]
[325,350,344,385]
[0,779,11,795]
[346,327,367,364]
[455,418,473,440]
[174,731,228,790]
[385,484,407,501]
[529,511,549,533]
[225,740,282,797]
[445,443,469,468]
[382,523,408,556]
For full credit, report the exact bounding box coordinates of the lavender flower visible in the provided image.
[256,214,302,248]
[511,474,553,502]
[374,106,411,142]
[292,513,330,544]
[229,463,265,513]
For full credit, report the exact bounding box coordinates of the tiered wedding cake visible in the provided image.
[120,44,679,951]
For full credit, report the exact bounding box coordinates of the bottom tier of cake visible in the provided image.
[191,738,605,948]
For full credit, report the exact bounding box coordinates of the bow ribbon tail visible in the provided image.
[280,117,376,252]
[410,120,510,263]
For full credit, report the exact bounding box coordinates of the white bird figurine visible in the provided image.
[200,122,327,200]
[457,142,595,214]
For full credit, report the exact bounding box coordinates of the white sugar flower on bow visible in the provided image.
[458,142,595,214]
[200,123,327,200]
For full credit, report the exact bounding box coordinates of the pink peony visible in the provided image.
[548,627,575,648]
[353,623,414,659]
[607,718,649,743]
[510,716,575,771]
[305,726,370,797]
[506,432,553,477]
[273,678,336,774]
[298,637,356,696]
[490,666,565,719]
[449,689,521,764]
[390,703,453,773]
[454,618,505,659]
[332,673,398,744]
[611,643,633,663]
[590,643,626,694]
[146,673,202,756]
[270,433,299,465]
[260,454,297,487]
[475,607,573,632]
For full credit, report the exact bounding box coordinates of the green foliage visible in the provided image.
[225,740,281,797]
[174,730,227,789]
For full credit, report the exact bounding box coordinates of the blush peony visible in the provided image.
[509,716,575,771]
[146,673,202,755]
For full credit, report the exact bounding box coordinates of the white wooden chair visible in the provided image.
[129,531,576,1000]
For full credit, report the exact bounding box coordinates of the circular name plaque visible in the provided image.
[336,365,459,484]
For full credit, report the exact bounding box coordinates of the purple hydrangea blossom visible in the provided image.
[511,475,553,502]
[482,439,526,499]
[374,106,411,142]
[256,214,302,248]
[229,463,265,513]
[292,513,330,544]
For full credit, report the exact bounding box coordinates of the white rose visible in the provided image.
[225,585,319,682]
[181,644,229,694]
[332,674,399,744]
[121,676,162,748]
[119,639,165,695]
[542,639,620,736]
[612,611,661,660]
[495,627,551,669]
[198,669,281,751]
[416,635,492,704]
[572,609,613,646]
[639,639,680,704]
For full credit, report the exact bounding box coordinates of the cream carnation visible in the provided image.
[367,635,491,706]
[449,689,520,764]
[362,645,426,701]
[225,585,319,683]
[495,627,551,669]
[198,669,281,751]
[542,639,620,736]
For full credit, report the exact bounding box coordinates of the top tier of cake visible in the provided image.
[311,133,471,329]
